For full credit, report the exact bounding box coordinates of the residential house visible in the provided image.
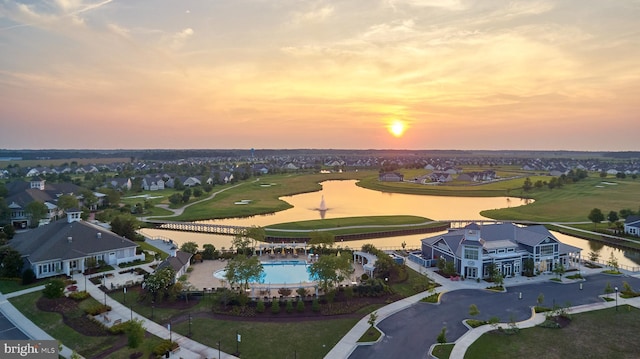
[5,177,82,228]
[624,216,640,237]
[106,177,132,191]
[11,210,143,279]
[419,222,581,279]
[142,175,165,191]
[378,172,404,182]
[429,172,453,183]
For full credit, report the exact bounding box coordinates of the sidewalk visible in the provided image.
[0,287,77,358]
[77,269,238,359]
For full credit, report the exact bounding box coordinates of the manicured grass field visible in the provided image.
[465,306,640,359]
[481,176,640,222]
[264,215,445,238]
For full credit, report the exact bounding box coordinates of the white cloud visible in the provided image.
[289,5,334,26]
[386,0,468,11]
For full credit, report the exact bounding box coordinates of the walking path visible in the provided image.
[74,267,238,359]
[325,259,640,359]
[0,262,238,359]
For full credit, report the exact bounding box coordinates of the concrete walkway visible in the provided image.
[0,263,238,359]
[0,287,77,358]
[76,268,238,359]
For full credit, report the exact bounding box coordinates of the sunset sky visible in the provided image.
[1,0,638,151]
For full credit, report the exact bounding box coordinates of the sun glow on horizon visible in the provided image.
[389,120,407,137]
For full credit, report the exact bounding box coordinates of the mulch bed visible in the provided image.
[37,297,110,337]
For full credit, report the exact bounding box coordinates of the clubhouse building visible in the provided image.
[417,222,582,279]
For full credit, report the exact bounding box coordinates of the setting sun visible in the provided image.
[389,120,406,137]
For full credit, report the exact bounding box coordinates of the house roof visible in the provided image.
[157,251,193,273]
[625,215,640,227]
[11,220,138,264]
[422,222,574,253]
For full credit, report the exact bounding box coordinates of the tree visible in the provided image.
[607,211,619,225]
[0,198,11,224]
[202,244,217,260]
[552,262,565,279]
[607,252,619,272]
[168,193,182,205]
[537,293,544,306]
[309,254,353,292]
[143,267,175,301]
[182,189,191,203]
[101,187,121,207]
[0,247,24,277]
[223,255,264,291]
[80,189,98,210]
[2,224,16,240]
[368,311,378,327]
[469,304,480,318]
[522,258,535,277]
[57,194,79,211]
[231,234,253,256]
[25,201,47,227]
[437,327,447,344]
[308,231,335,254]
[588,208,605,230]
[522,177,533,192]
[126,318,145,349]
[43,279,65,299]
[180,241,199,255]
[110,215,142,240]
[588,251,600,263]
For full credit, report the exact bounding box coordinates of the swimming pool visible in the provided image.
[214,261,313,284]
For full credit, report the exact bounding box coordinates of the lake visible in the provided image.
[140,180,640,268]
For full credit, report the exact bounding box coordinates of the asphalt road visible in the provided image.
[349,274,640,359]
[0,311,30,340]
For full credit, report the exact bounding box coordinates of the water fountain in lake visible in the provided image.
[317,195,328,219]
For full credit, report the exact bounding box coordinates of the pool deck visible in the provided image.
[188,254,366,298]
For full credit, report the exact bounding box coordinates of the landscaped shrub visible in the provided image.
[296,299,305,312]
[312,298,320,312]
[21,268,36,285]
[152,340,178,356]
[286,300,294,313]
[108,321,131,334]
[85,304,111,316]
[68,291,90,301]
[43,279,65,299]
[271,300,280,314]
[256,300,265,313]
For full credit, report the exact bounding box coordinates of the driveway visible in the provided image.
[349,274,640,359]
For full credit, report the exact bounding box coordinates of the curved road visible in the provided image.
[349,274,640,359]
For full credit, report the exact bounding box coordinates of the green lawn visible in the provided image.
[465,306,640,359]
[0,278,44,294]
[9,292,123,358]
[481,176,640,222]
[264,215,446,238]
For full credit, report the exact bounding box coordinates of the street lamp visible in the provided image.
[151,302,155,320]
[188,314,192,337]
[615,286,619,311]
[217,341,221,359]
[130,304,133,321]
[123,286,127,305]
